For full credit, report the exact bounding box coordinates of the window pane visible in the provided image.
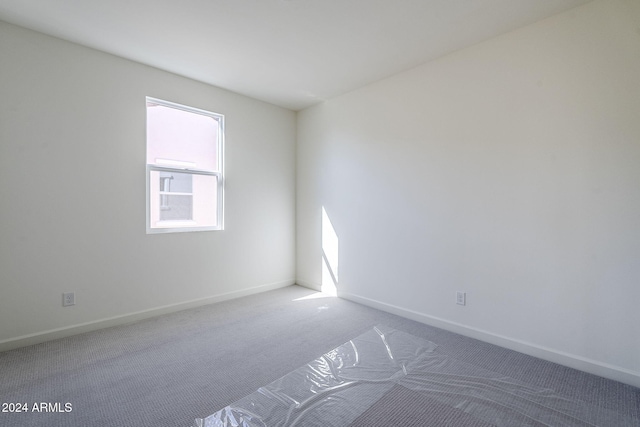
[192,174,218,227]
[149,170,218,229]
[159,171,192,193]
[160,195,193,221]
[146,102,219,171]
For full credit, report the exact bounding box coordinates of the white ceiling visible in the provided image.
[0,0,591,110]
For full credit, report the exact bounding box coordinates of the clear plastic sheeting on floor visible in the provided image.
[194,326,637,427]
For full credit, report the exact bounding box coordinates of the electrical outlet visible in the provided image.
[63,292,75,307]
[456,291,466,306]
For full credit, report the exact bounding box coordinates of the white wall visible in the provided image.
[297,0,640,386]
[0,21,296,348]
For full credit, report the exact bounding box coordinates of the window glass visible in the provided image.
[146,98,223,233]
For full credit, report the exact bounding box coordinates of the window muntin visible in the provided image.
[146,97,223,233]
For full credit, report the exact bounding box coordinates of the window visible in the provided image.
[146,97,224,233]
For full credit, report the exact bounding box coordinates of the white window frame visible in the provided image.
[146,97,224,234]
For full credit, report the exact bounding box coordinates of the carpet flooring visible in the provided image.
[1,285,638,426]
[350,385,496,427]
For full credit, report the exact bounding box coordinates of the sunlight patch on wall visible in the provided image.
[321,207,339,296]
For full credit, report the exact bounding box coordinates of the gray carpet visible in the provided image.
[350,385,496,427]
[1,285,638,426]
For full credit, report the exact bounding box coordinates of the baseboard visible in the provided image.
[0,279,294,353]
[295,279,322,292]
[339,290,640,389]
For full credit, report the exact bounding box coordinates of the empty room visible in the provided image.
[1,0,639,426]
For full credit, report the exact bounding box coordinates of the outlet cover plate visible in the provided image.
[63,292,75,307]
